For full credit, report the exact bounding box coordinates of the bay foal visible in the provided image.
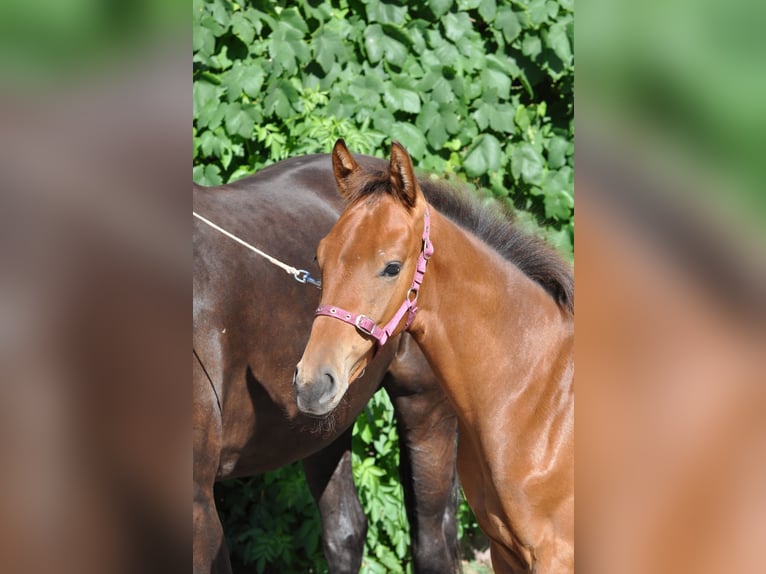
[294,140,574,572]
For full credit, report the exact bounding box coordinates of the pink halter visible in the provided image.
[314,205,433,348]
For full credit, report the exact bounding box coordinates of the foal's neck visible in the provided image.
[410,208,573,423]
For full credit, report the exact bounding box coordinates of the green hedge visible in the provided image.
[194,1,573,572]
[193,0,573,256]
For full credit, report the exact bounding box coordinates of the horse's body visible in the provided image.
[295,141,574,573]
[193,155,460,574]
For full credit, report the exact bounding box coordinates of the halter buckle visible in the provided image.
[355,315,377,336]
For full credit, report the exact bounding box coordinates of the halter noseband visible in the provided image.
[314,205,433,348]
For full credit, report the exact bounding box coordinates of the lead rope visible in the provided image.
[193,211,321,288]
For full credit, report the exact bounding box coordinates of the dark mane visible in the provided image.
[352,167,574,314]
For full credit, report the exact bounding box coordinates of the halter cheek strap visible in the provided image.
[314,205,433,348]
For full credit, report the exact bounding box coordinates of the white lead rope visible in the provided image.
[193,211,321,288]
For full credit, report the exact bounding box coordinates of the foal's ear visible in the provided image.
[332,139,360,200]
[389,141,418,209]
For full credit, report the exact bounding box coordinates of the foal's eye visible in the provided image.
[381,262,402,277]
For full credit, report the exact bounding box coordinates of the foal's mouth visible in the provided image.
[349,347,375,383]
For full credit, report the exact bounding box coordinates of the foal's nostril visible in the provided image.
[322,371,335,393]
[293,366,299,387]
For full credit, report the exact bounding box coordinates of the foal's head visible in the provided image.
[294,140,428,417]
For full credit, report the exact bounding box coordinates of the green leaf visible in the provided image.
[389,123,427,159]
[364,24,384,63]
[416,100,439,129]
[313,27,345,74]
[208,0,231,27]
[383,86,421,114]
[545,21,572,64]
[242,68,265,99]
[193,164,223,186]
[264,79,299,119]
[372,108,396,133]
[429,0,453,18]
[495,7,521,43]
[514,103,531,130]
[193,24,215,56]
[223,62,265,101]
[356,73,386,94]
[545,225,573,261]
[433,42,461,69]
[442,12,473,43]
[231,12,255,45]
[463,134,503,177]
[432,79,455,104]
[225,103,256,139]
[268,20,310,74]
[547,0,560,19]
[198,128,224,158]
[426,121,449,149]
[472,102,493,130]
[367,1,408,25]
[528,0,549,25]
[543,186,573,221]
[358,31,402,70]
[210,44,234,71]
[375,543,405,573]
[547,135,570,169]
[522,35,542,58]
[511,143,545,185]
[380,34,408,67]
[279,6,309,35]
[360,421,373,443]
[193,80,219,118]
[241,7,266,35]
[492,103,517,133]
[406,19,429,53]
[481,66,511,100]
[420,71,454,104]
[478,0,497,22]
[440,103,462,135]
[269,38,296,74]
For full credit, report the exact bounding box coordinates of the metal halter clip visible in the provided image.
[294,269,322,289]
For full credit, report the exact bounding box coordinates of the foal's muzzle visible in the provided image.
[293,362,343,417]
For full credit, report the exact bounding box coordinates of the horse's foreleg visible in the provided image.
[302,428,367,574]
[389,388,461,574]
[193,356,230,574]
[385,336,461,574]
[193,480,230,574]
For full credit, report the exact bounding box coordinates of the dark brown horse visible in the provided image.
[295,141,575,573]
[193,155,460,574]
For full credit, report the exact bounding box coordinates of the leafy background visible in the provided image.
[194,0,573,571]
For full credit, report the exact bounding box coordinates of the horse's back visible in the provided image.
[194,154,341,230]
